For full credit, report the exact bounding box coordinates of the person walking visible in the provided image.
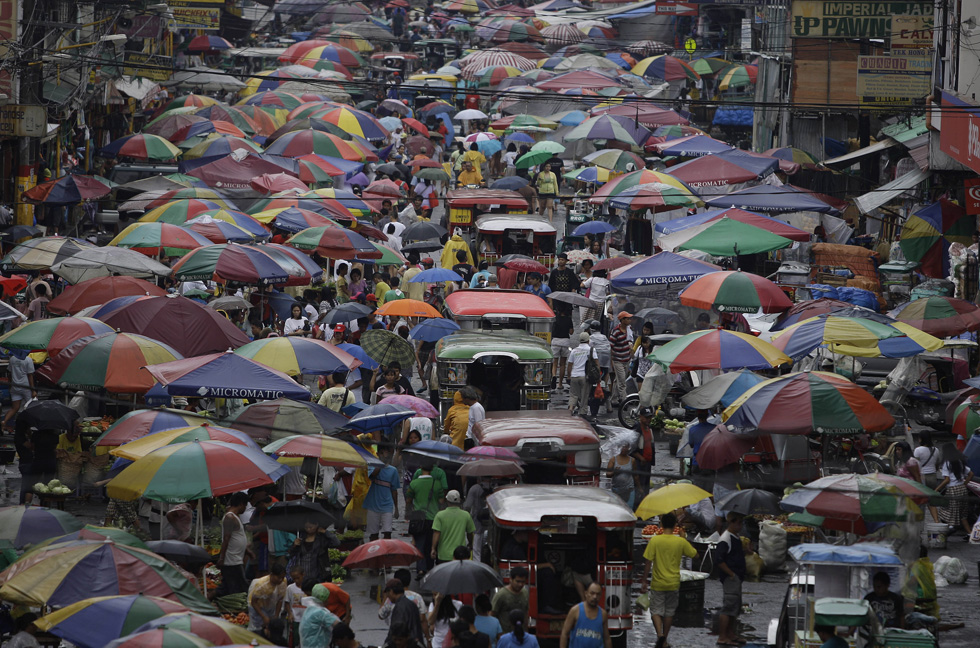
[365,448,400,541]
[640,513,697,648]
[532,163,558,221]
[567,332,597,417]
[936,443,974,536]
[384,579,427,645]
[607,312,633,408]
[497,610,538,648]
[431,489,475,563]
[715,512,746,646]
[913,433,940,489]
[491,566,529,633]
[406,463,444,577]
[216,492,251,596]
[559,583,610,648]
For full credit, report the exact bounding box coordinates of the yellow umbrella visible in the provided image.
[110,424,257,461]
[635,483,712,519]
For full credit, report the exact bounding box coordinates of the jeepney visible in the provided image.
[475,214,557,269]
[369,51,420,76]
[412,38,461,65]
[487,485,634,648]
[443,289,555,342]
[446,189,529,235]
[435,330,553,417]
[473,411,601,485]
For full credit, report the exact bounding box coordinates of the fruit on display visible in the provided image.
[33,479,72,495]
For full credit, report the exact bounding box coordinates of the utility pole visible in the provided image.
[16,0,42,226]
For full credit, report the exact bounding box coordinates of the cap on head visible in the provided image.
[312,583,331,603]
[639,406,654,417]
[617,311,634,321]
[334,324,346,333]
[446,489,461,504]
[579,332,590,342]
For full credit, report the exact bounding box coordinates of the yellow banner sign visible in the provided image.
[791,1,933,38]
[170,0,222,30]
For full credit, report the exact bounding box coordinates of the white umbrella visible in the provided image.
[51,247,173,284]
[455,109,488,120]
[167,66,246,91]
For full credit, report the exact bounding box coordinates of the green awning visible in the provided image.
[879,115,928,144]
[678,217,793,256]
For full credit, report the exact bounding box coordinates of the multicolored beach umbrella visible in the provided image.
[648,329,790,373]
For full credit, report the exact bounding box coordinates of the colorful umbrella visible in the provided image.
[678,218,793,256]
[359,328,418,367]
[183,134,263,160]
[342,539,422,569]
[172,120,246,143]
[764,146,820,168]
[93,410,201,453]
[0,237,95,271]
[144,113,208,140]
[184,216,264,243]
[607,182,702,212]
[110,425,258,461]
[0,540,214,612]
[140,199,226,224]
[649,329,790,372]
[0,317,113,355]
[29,525,148,553]
[254,206,339,233]
[315,106,388,141]
[35,595,191,648]
[951,394,980,443]
[133,612,273,645]
[101,134,181,161]
[286,226,380,259]
[165,94,219,110]
[693,425,757,471]
[890,296,980,337]
[239,91,307,111]
[293,44,365,68]
[230,398,349,442]
[636,483,712,519]
[564,114,651,146]
[234,337,361,376]
[107,441,290,502]
[564,166,610,184]
[589,168,694,202]
[900,199,973,278]
[46,276,168,316]
[582,149,645,173]
[170,243,289,285]
[105,628,212,648]
[38,332,182,393]
[376,394,439,418]
[779,474,923,533]
[771,316,943,359]
[187,34,233,51]
[681,369,768,410]
[690,57,731,76]
[265,129,368,161]
[632,55,700,81]
[771,298,855,331]
[722,371,895,435]
[718,64,758,90]
[108,223,210,257]
[542,23,584,46]
[263,434,368,467]
[23,175,115,205]
[679,271,792,314]
[145,352,311,401]
[0,506,83,548]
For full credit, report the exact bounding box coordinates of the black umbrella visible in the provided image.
[401,240,444,253]
[491,177,529,190]
[1,225,43,241]
[18,400,79,430]
[715,488,781,516]
[320,302,374,326]
[421,559,504,595]
[402,221,447,242]
[146,540,211,565]
[375,164,403,179]
[549,291,597,308]
[263,500,335,533]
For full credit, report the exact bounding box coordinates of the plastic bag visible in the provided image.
[934,556,968,584]
[970,518,980,544]
[758,520,787,571]
[745,552,764,582]
[636,592,650,610]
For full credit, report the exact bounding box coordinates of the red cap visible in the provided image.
[334,324,347,333]
[366,294,378,302]
[421,258,434,266]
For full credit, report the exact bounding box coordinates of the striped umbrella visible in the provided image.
[313,106,389,141]
[192,209,269,237]
[475,65,523,87]
[140,199,226,224]
[679,270,792,314]
[108,223,211,257]
[251,206,339,233]
[0,237,95,271]
[690,56,731,76]
[295,44,365,68]
[23,175,115,205]
[952,394,980,445]
[192,104,260,134]
[723,371,895,434]
[187,34,232,51]
[718,64,758,90]
[589,169,693,202]
[164,94,219,110]
[0,506,83,548]
[37,332,182,393]
[265,129,368,160]
[170,243,290,285]
[264,434,368,467]
[461,51,536,75]
[93,410,201,454]
[771,315,943,359]
[184,216,265,243]
[900,200,973,278]
[649,329,790,372]
[0,317,113,355]
[235,336,361,376]
[286,226,381,259]
[295,58,355,77]
[111,425,259,461]
[101,134,181,161]
[542,24,584,46]
[182,134,263,160]
[34,595,191,648]
[322,29,373,53]
[229,104,286,136]
[632,55,700,82]
[171,119,245,143]
[138,188,237,211]
[131,612,273,645]
[890,296,980,337]
[239,91,307,111]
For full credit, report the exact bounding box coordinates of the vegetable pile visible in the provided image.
[33,479,72,495]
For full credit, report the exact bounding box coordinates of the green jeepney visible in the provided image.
[435,330,553,417]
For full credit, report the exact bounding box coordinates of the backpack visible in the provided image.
[585,348,601,384]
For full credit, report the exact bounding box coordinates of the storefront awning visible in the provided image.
[853,167,931,214]
[822,138,899,168]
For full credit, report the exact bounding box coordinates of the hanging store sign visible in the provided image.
[939,91,980,175]
[856,53,931,105]
[122,52,173,82]
[0,105,45,138]
[791,1,933,38]
[890,13,934,49]
[170,0,223,30]
[964,178,980,215]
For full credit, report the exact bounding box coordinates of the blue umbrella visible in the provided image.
[344,403,415,435]
[410,318,461,342]
[337,342,379,370]
[341,401,370,416]
[505,132,535,143]
[554,110,589,126]
[490,176,529,190]
[475,139,503,156]
[263,290,300,320]
[146,352,312,401]
[379,116,402,131]
[572,221,617,236]
[402,439,464,463]
[409,267,463,283]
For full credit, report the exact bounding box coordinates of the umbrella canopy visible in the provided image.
[771,316,943,359]
[610,251,718,293]
[17,400,80,431]
[421,559,504,595]
[678,218,793,256]
[1,237,96,271]
[105,628,212,648]
[101,134,181,161]
[286,226,381,259]
[234,337,361,376]
[899,199,973,278]
[170,244,289,285]
[93,410,200,453]
[231,398,349,442]
[374,299,442,318]
[636,483,712,519]
[564,114,650,146]
[50,247,172,284]
[263,434,367,467]
[649,330,791,373]
[0,317,112,355]
[716,488,781,515]
[144,352,311,401]
[704,184,841,214]
[255,206,339,233]
[0,506,83,548]
[145,540,210,565]
[656,207,811,245]
[110,424,258,461]
[679,271,792,314]
[632,55,700,81]
[890,296,980,337]
[682,370,768,410]
[108,223,210,257]
[35,594,190,648]
[133,612,272,645]
[38,332,182,394]
[102,295,251,357]
[771,298,857,332]
[718,63,758,90]
[0,540,214,612]
[652,134,734,157]
[457,458,524,477]
[107,441,290,503]
[409,318,461,343]
[342,539,422,569]
[951,394,980,443]
[320,302,375,326]
[376,394,439,418]
[262,500,334,533]
[23,174,115,205]
[722,371,895,435]
[693,424,757,470]
[47,276,168,316]
[607,182,702,212]
[345,403,416,435]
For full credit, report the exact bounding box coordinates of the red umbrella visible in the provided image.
[101,295,251,357]
[402,118,429,137]
[364,180,405,198]
[0,276,27,297]
[502,258,548,273]
[342,539,422,569]
[47,276,168,316]
[593,257,632,272]
[187,35,233,52]
[404,135,434,158]
[694,424,757,470]
[250,173,309,194]
[186,155,300,190]
[409,158,442,169]
[680,270,792,314]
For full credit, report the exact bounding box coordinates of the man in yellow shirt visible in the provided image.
[640,513,697,648]
[374,271,392,306]
[457,160,483,187]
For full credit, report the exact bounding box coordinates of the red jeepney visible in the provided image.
[443,289,555,343]
[445,189,528,233]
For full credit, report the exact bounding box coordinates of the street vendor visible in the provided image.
[863,572,905,629]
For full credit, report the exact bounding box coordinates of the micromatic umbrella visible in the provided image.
[230,398,349,442]
[693,425,757,471]
[144,352,312,401]
[38,332,182,394]
[51,247,173,284]
[0,540,214,612]
[34,594,190,648]
[890,296,980,337]
[899,199,973,278]
[636,483,712,519]
[722,371,895,435]
[93,410,201,453]
[679,271,792,314]
[23,174,115,204]
[610,251,719,293]
[263,434,368,467]
[102,294,251,357]
[653,134,734,158]
[133,612,274,645]
[649,329,791,373]
[0,317,112,355]
[234,336,361,376]
[0,506,84,548]
[1,237,96,271]
[345,403,416,435]
[107,441,290,503]
[110,424,258,461]
[47,276,168,315]
[343,539,422,569]
[682,369,768,410]
[678,218,793,256]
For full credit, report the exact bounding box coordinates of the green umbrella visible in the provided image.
[677,217,793,256]
[414,167,451,183]
[34,594,190,648]
[370,242,407,266]
[690,56,731,76]
[515,149,552,169]
[530,141,565,154]
[359,328,417,367]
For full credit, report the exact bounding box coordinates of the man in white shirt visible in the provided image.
[567,332,597,416]
[461,387,484,449]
